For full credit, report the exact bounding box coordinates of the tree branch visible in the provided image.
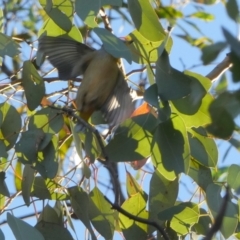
[206,54,232,81]
[104,196,169,240]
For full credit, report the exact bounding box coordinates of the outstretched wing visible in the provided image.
[101,71,134,127]
[38,36,94,79]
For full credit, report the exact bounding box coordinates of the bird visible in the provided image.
[38,35,134,128]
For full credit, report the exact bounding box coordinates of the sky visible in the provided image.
[1,0,240,239]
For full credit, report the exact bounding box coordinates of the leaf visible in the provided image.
[0,172,10,197]
[34,135,59,179]
[39,0,73,32]
[227,164,240,191]
[22,61,45,111]
[22,164,35,206]
[0,8,3,33]
[105,113,158,162]
[158,202,199,236]
[119,192,148,239]
[226,0,239,21]
[14,161,22,191]
[28,107,64,134]
[16,129,45,165]
[126,30,172,64]
[75,0,122,28]
[0,102,21,150]
[155,6,183,19]
[7,213,44,240]
[201,42,227,65]
[188,127,218,167]
[151,114,190,180]
[0,228,4,240]
[171,93,213,128]
[0,140,7,158]
[149,171,178,229]
[214,73,228,94]
[188,11,214,21]
[35,222,73,240]
[127,0,165,42]
[156,50,191,101]
[68,186,97,240]
[206,183,238,238]
[38,204,63,225]
[193,208,212,236]
[38,20,82,42]
[93,28,132,64]
[31,176,69,200]
[88,187,115,239]
[126,171,146,199]
[188,159,213,191]
[0,33,20,57]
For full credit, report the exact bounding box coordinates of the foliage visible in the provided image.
[0,0,240,239]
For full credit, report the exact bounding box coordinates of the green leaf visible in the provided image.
[0,228,4,240]
[16,129,45,165]
[105,113,158,162]
[21,164,35,206]
[68,186,97,240]
[0,172,10,197]
[31,176,69,200]
[227,164,240,191]
[188,11,215,21]
[214,73,228,94]
[126,30,172,64]
[188,127,218,167]
[201,42,227,65]
[93,28,132,64]
[127,0,165,42]
[34,135,59,179]
[226,0,239,21]
[207,92,237,139]
[193,208,212,236]
[35,222,73,240]
[0,8,3,33]
[0,140,7,158]
[156,50,191,101]
[119,192,148,239]
[126,171,146,199]
[188,159,213,191]
[155,6,183,19]
[149,171,178,229]
[79,128,103,163]
[0,33,20,57]
[14,161,22,191]
[75,0,122,28]
[206,183,238,238]
[39,20,82,42]
[28,107,64,134]
[22,61,45,111]
[158,202,199,236]
[151,114,190,180]
[38,204,63,225]
[0,102,21,150]
[7,213,44,240]
[171,74,207,116]
[172,93,213,128]
[88,187,115,239]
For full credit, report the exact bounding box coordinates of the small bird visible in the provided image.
[38,36,134,127]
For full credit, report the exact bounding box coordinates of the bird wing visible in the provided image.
[38,36,94,79]
[101,71,134,127]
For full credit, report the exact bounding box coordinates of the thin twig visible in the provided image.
[104,196,169,240]
[204,186,230,240]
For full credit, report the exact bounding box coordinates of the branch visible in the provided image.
[206,54,232,81]
[204,186,230,240]
[104,196,169,240]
